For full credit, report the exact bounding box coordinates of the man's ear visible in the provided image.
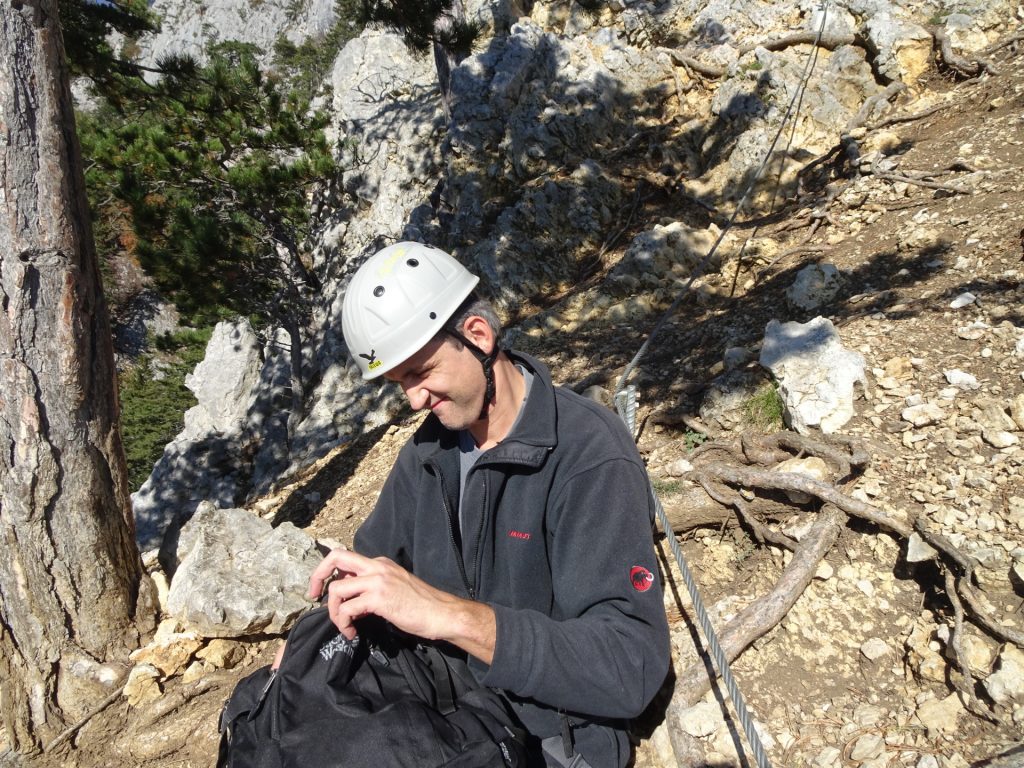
[461,315,495,355]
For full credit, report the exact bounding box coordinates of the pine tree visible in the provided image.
[72,24,345,440]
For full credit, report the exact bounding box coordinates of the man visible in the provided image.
[309,241,670,768]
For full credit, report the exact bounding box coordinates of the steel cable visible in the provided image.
[612,5,832,767]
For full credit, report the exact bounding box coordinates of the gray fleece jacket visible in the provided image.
[354,350,671,768]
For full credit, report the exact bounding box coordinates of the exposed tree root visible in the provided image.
[659,33,862,80]
[666,505,843,714]
[934,27,1001,78]
[661,431,1022,736]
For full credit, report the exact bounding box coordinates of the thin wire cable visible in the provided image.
[616,391,771,768]
[612,6,832,767]
[615,0,832,395]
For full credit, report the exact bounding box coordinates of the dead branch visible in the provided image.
[657,48,726,78]
[934,27,1001,77]
[846,82,909,133]
[659,33,861,80]
[697,476,799,551]
[668,506,843,709]
[869,102,946,130]
[136,678,216,730]
[738,32,857,56]
[657,483,735,533]
[982,32,1024,56]
[943,570,1002,724]
[44,682,128,753]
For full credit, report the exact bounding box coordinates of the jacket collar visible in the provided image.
[412,349,556,468]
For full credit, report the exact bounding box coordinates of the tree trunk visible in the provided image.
[0,1,144,753]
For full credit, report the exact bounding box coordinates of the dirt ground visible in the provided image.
[4,42,1024,768]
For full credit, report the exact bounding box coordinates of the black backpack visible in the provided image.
[217,606,527,768]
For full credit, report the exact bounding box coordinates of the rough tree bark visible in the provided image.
[0,0,146,754]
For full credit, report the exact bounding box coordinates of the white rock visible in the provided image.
[773,456,830,504]
[984,646,1024,706]
[856,579,875,597]
[813,746,842,768]
[906,533,938,563]
[944,369,980,390]
[860,638,890,661]
[760,317,867,435]
[949,292,977,309]
[786,263,843,311]
[850,733,885,761]
[983,430,1019,449]
[678,700,722,738]
[902,402,944,427]
[915,693,964,737]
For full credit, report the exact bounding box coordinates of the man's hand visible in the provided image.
[308,548,497,664]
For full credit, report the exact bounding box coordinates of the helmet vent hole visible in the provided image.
[407,258,419,267]
[373,286,385,297]
[429,312,437,319]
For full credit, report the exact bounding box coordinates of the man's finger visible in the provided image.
[307,547,363,599]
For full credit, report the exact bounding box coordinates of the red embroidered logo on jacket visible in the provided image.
[630,566,654,592]
[508,530,532,541]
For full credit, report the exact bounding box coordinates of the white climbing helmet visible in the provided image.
[342,241,480,379]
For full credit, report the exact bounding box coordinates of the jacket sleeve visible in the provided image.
[481,458,671,719]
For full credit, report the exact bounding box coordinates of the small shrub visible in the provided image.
[684,429,708,451]
[652,478,683,496]
[743,383,785,430]
[119,327,212,490]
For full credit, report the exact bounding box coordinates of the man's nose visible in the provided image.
[405,385,429,411]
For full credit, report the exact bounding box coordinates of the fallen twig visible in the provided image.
[44,682,128,753]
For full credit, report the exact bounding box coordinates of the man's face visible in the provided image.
[384,334,486,431]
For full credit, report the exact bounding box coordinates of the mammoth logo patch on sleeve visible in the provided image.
[630,565,655,592]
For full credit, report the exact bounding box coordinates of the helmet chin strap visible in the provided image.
[444,329,500,421]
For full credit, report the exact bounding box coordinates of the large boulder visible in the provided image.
[166,504,324,637]
[759,316,867,434]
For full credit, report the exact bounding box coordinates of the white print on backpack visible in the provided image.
[319,634,359,662]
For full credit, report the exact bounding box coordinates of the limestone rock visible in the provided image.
[1009,394,1024,431]
[759,317,867,434]
[902,402,944,428]
[984,646,1024,706]
[678,700,721,738]
[914,694,965,737]
[773,456,830,503]
[786,263,842,311]
[129,627,203,678]
[860,638,890,661]
[850,733,885,761]
[197,639,248,670]
[132,319,264,551]
[864,13,934,85]
[906,533,938,563]
[124,664,162,707]
[166,505,323,637]
[944,369,980,390]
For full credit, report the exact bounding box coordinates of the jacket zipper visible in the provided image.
[430,459,476,599]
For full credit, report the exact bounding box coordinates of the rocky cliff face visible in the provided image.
[131,0,337,67]
[131,0,1017,547]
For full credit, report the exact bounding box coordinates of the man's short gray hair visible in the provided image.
[444,292,502,341]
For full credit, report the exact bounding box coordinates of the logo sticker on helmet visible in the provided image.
[629,566,654,592]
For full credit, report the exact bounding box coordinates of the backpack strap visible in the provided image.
[422,644,457,715]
